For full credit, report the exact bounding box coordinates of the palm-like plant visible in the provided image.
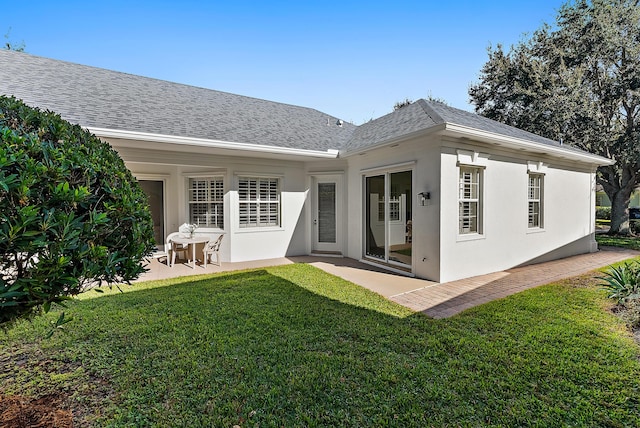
[600,261,640,304]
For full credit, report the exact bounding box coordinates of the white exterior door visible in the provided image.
[312,175,342,254]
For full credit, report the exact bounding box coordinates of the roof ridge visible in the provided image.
[416,99,445,125]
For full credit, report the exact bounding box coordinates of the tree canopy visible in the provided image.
[3,27,25,52]
[0,96,156,325]
[469,0,640,234]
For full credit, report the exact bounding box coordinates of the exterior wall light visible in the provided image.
[418,191,430,206]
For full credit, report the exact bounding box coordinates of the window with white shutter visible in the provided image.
[238,177,280,228]
[188,177,224,229]
[528,173,544,228]
[458,167,482,235]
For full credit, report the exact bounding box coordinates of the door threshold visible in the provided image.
[360,258,414,277]
[310,251,343,258]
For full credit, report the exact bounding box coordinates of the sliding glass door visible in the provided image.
[364,170,412,268]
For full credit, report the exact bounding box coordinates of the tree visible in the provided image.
[394,98,413,110]
[0,96,156,325]
[394,95,449,111]
[3,27,25,52]
[469,0,640,235]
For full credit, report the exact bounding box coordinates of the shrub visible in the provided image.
[0,96,156,325]
[596,206,611,220]
[600,261,640,304]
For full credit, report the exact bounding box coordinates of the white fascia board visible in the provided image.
[443,123,615,166]
[87,127,340,159]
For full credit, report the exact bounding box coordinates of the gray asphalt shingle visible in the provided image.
[0,49,599,160]
[0,49,355,152]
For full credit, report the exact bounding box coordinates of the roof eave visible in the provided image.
[340,124,446,157]
[87,127,340,159]
[442,123,615,166]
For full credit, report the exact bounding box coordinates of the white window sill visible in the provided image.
[187,229,225,235]
[456,233,486,242]
[526,227,545,234]
[235,227,284,234]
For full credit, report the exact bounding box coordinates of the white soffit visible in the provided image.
[87,127,340,159]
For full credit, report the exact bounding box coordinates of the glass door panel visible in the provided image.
[364,171,412,268]
[388,171,412,267]
[365,175,386,259]
[318,182,336,243]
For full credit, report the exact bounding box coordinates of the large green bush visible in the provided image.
[0,96,156,325]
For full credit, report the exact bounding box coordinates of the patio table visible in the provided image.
[171,236,211,269]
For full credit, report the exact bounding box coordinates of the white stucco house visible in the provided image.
[0,50,613,283]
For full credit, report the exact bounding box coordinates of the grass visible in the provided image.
[596,234,640,250]
[2,264,640,426]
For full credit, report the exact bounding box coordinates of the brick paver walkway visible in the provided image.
[389,247,639,318]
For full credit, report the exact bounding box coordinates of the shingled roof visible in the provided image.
[342,99,592,158]
[0,50,606,163]
[0,49,355,152]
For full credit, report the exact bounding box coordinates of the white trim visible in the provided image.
[359,259,416,277]
[87,127,340,159]
[444,123,613,166]
[527,161,549,175]
[527,172,544,229]
[311,175,343,254]
[362,168,414,273]
[456,233,487,243]
[360,161,416,174]
[526,228,546,235]
[456,149,490,167]
[457,165,484,238]
[135,173,170,179]
[182,170,226,178]
[234,171,285,178]
[187,176,225,229]
[306,170,346,176]
[235,227,284,234]
[236,176,281,229]
[135,176,168,252]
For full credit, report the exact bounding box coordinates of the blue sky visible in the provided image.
[3,0,565,124]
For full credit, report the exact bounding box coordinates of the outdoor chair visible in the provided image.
[202,234,223,267]
[166,232,189,267]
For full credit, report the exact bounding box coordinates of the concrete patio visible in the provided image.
[138,247,639,318]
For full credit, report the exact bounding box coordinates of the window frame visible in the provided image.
[527,173,544,229]
[458,166,483,236]
[237,176,281,229]
[186,175,225,230]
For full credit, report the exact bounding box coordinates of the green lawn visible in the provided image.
[2,264,640,426]
[596,234,640,250]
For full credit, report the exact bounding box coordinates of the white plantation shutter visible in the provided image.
[188,177,224,228]
[528,174,543,228]
[239,177,280,227]
[458,167,482,234]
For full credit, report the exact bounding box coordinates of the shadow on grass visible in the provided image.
[3,265,640,427]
